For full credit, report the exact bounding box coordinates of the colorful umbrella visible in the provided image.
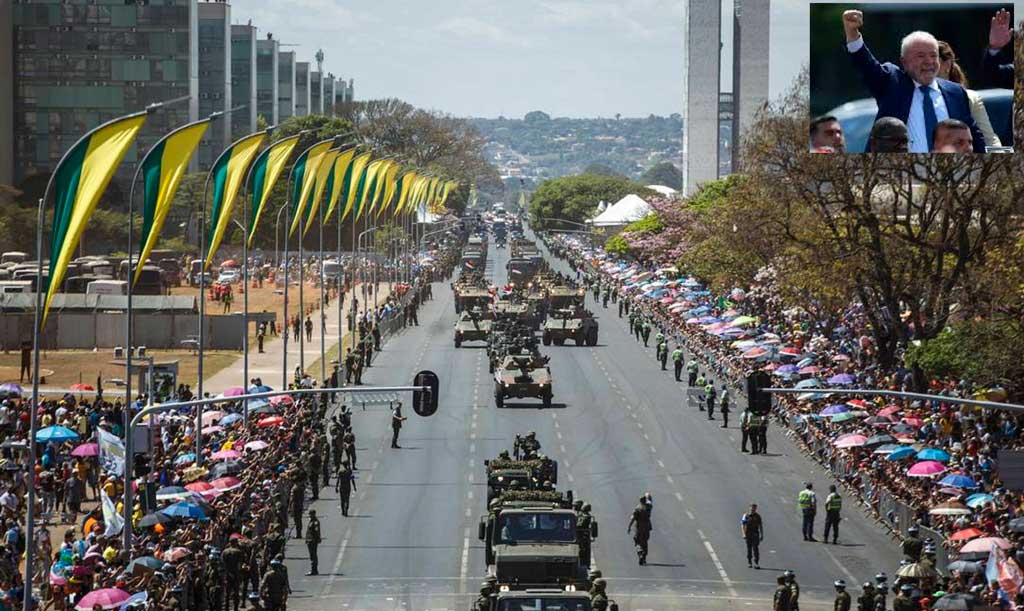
[831,354,851,362]
[155,486,191,501]
[886,447,917,461]
[798,366,821,375]
[184,482,217,495]
[865,415,894,426]
[959,537,1011,553]
[928,500,972,516]
[219,413,243,426]
[126,556,163,574]
[222,386,245,397]
[916,448,950,462]
[69,383,94,391]
[795,378,821,389]
[865,434,894,446]
[742,347,768,360]
[901,417,924,427]
[200,425,224,436]
[779,347,802,357]
[907,461,947,477]
[243,440,269,452]
[846,399,869,409]
[820,404,850,416]
[160,501,209,521]
[948,528,984,542]
[878,405,902,417]
[939,474,978,489]
[75,588,130,610]
[257,416,284,427]
[162,547,190,562]
[173,453,197,465]
[36,426,80,443]
[834,434,868,448]
[0,383,22,396]
[210,476,243,491]
[830,411,864,423]
[775,364,800,375]
[965,493,995,509]
[268,395,294,407]
[827,374,855,385]
[71,443,99,457]
[873,443,901,455]
[210,449,241,461]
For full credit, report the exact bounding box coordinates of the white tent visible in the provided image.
[646,184,678,197]
[589,194,652,227]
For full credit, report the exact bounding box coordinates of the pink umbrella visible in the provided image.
[211,476,242,491]
[185,481,215,494]
[75,588,130,610]
[223,387,245,397]
[902,417,924,427]
[799,365,820,374]
[742,347,768,359]
[779,346,801,357]
[834,434,868,448]
[200,425,224,435]
[49,567,67,586]
[938,487,965,496]
[878,405,902,417]
[907,461,948,477]
[659,296,674,304]
[685,317,701,324]
[268,395,294,407]
[163,547,189,562]
[960,537,1012,554]
[832,354,851,362]
[244,440,269,452]
[210,449,241,461]
[201,410,225,426]
[71,443,99,457]
[846,399,869,409]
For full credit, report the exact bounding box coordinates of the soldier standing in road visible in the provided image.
[618,296,624,318]
[641,320,651,346]
[590,578,609,611]
[741,408,752,452]
[627,496,652,566]
[627,311,636,336]
[704,378,717,419]
[856,583,875,611]
[774,575,793,611]
[344,348,355,384]
[473,583,493,611]
[205,548,225,611]
[824,484,842,544]
[741,503,763,569]
[259,557,288,611]
[344,428,357,469]
[305,315,313,342]
[687,360,699,386]
[719,384,731,428]
[305,509,322,576]
[893,584,914,611]
[577,503,595,566]
[834,580,851,611]
[308,449,321,500]
[672,346,684,381]
[901,525,923,561]
[798,483,817,541]
[291,478,304,538]
[755,412,769,454]
[786,570,801,611]
[391,402,408,448]
[222,538,245,611]
[336,460,356,516]
[873,573,888,611]
[657,339,668,371]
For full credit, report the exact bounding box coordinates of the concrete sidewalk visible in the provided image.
[203,282,387,393]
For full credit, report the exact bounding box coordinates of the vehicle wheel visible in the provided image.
[587,329,598,346]
[542,333,551,346]
[575,334,584,346]
[455,337,462,348]
[543,392,552,409]
[554,338,565,346]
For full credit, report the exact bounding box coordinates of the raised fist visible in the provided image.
[843,10,864,42]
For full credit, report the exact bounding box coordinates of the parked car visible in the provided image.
[217,269,241,284]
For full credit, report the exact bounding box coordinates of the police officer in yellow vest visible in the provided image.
[798,482,817,542]
[704,379,716,419]
[823,484,842,545]
[672,347,684,381]
[687,361,699,386]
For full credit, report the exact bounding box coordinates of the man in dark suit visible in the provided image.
[843,9,986,153]
[979,8,1015,90]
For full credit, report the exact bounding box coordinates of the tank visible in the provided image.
[494,354,552,408]
[542,308,598,347]
[455,309,494,347]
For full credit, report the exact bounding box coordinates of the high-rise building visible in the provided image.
[732,0,770,171]
[231,22,257,139]
[256,35,279,126]
[197,1,231,169]
[295,61,310,117]
[277,50,295,120]
[311,71,323,115]
[9,0,195,203]
[682,0,770,195]
[0,0,14,185]
[323,74,336,117]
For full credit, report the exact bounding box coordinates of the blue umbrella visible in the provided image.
[219,413,243,426]
[886,447,917,461]
[940,474,979,489]
[173,453,197,465]
[873,443,901,454]
[827,373,856,386]
[965,493,995,508]
[247,399,270,409]
[795,378,821,389]
[796,357,816,368]
[820,404,850,416]
[248,385,272,393]
[155,486,190,501]
[916,448,950,462]
[775,364,800,375]
[160,501,209,521]
[35,426,80,443]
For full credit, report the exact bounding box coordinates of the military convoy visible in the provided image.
[494,353,553,408]
[542,308,599,347]
[455,309,494,347]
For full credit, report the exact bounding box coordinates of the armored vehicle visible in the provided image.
[494,354,552,408]
[475,589,609,611]
[455,309,494,347]
[542,308,598,347]
[455,287,492,314]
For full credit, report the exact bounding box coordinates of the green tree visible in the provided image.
[582,163,623,178]
[906,320,1023,398]
[524,110,551,123]
[528,174,654,228]
[640,162,682,190]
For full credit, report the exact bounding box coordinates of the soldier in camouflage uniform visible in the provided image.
[259,557,289,611]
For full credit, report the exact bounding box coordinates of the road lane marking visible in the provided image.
[555,430,563,440]
[459,529,471,595]
[657,459,665,469]
[665,475,675,484]
[559,444,567,453]
[703,540,737,597]
[822,544,858,585]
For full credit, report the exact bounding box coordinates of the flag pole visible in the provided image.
[319,182,326,384]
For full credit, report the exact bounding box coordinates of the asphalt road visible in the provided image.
[281,235,902,610]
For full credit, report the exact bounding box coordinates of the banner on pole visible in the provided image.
[97,428,125,476]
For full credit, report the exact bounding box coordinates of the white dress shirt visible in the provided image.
[847,37,949,152]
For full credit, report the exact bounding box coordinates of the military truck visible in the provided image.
[485,456,558,502]
[542,308,598,347]
[494,354,553,408]
[455,287,492,314]
[478,491,597,591]
[455,309,494,347]
[486,323,536,373]
[493,300,538,330]
[474,589,612,611]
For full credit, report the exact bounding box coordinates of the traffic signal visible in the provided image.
[746,370,772,414]
[412,370,439,417]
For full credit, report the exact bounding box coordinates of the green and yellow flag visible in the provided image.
[302,147,342,236]
[342,152,373,221]
[323,148,356,222]
[136,119,209,286]
[205,131,265,270]
[373,161,400,219]
[288,139,334,236]
[248,134,301,246]
[395,171,417,214]
[44,112,148,323]
[355,159,386,221]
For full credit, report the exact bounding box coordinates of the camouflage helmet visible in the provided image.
[573,501,583,511]
[593,578,606,591]
[582,503,591,512]
[479,583,491,595]
[588,568,603,579]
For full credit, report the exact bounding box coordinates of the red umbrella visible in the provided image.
[878,405,902,417]
[256,416,284,427]
[779,346,801,356]
[902,417,924,427]
[185,482,218,496]
[210,476,242,491]
[847,399,869,409]
[70,383,94,391]
[948,528,985,542]
[268,395,293,407]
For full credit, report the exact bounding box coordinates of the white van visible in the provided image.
[0,280,32,295]
[86,279,128,296]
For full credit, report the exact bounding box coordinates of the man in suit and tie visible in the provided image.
[843,9,986,153]
[979,8,1015,90]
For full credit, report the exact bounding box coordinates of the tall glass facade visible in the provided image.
[230,24,257,139]
[256,37,279,126]
[277,50,295,120]
[295,61,310,117]
[323,75,335,118]
[310,70,322,115]
[197,1,230,170]
[11,0,192,202]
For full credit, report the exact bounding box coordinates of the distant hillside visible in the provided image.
[469,113,682,189]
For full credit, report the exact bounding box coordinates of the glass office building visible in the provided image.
[197,0,230,170]
[10,0,194,201]
[231,23,257,139]
[311,70,322,115]
[277,50,295,120]
[255,35,279,126]
[295,61,310,117]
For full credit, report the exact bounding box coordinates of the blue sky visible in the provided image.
[235,0,1020,119]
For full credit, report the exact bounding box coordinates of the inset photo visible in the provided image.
[809,2,1016,153]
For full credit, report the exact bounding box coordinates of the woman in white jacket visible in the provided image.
[937,40,1001,148]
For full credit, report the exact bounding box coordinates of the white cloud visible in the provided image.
[435,15,533,48]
